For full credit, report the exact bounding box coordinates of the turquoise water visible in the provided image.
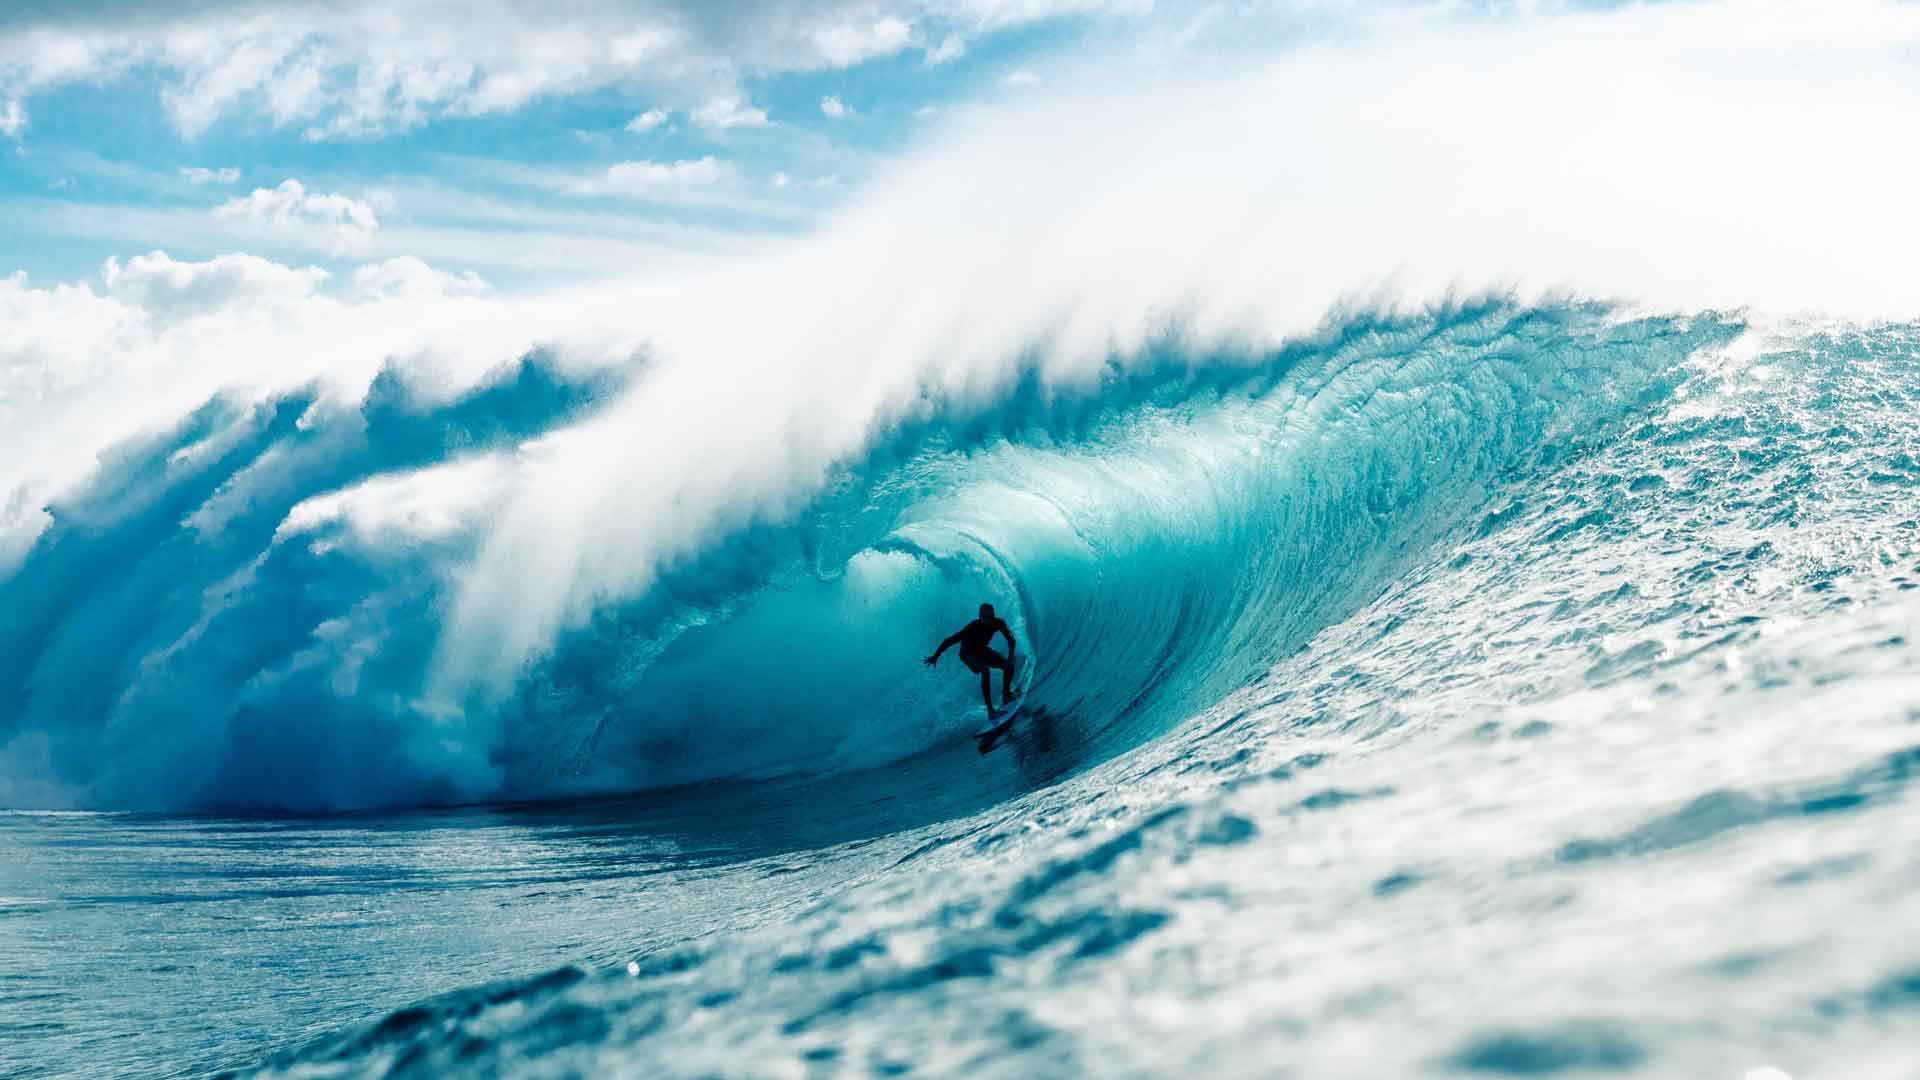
[8,305,1920,1076]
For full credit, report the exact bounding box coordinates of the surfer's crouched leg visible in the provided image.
[961,646,1010,712]
[972,647,1016,702]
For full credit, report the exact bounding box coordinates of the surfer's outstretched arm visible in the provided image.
[924,631,962,666]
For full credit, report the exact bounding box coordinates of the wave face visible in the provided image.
[0,302,1732,812]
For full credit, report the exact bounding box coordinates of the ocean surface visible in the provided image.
[8,302,1920,1077]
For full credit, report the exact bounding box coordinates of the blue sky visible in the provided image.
[0,2,1119,289]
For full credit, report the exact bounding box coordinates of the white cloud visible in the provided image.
[771,171,791,188]
[0,2,1139,139]
[808,15,911,67]
[1003,69,1040,87]
[625,108,668,133]
[574,157,733,196]
[180,165,241,185]
[0,98,25,138]
[0,269,137,399]
[213,178,382,255]
[692,95,767,130]
[159,31,292,138]
[925,34,967,64]
[350,255,489,301]
[99,250,328,318]
[606,157,727,187]
[820,95,851,119]
[914,104,938,117]
[0,271,144,567]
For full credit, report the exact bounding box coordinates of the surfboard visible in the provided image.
[972,691,1025,751]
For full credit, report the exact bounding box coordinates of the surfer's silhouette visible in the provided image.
[925,603,1018,717]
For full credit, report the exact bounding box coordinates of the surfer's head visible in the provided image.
[980,602,995,618]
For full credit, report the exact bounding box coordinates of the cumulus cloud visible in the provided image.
[625,107,668,133]
[0,269,142,408]
[1003,69,1039,87]
[213,178,382,254]
[180,165,241,184]
[0,271,136,565]
[0,98,24,137]
[692,95,766,130]
[819,95,851,119]
[807,14,911,67]
[99,250,328,318]
[351,255,489,301]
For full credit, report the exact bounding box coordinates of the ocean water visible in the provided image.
[8,302,1920,1077]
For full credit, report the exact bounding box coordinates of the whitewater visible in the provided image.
[10,3,1920,1077]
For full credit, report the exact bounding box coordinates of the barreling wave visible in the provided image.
[0,300,1738,812]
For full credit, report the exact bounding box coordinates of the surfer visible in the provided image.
[925,603,1019,716]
